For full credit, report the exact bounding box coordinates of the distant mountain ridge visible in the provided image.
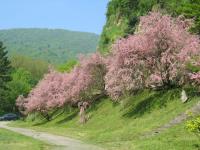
[0,28,99,64]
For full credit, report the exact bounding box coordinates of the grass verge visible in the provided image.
[11,88,200,150]
[0,128,53,150]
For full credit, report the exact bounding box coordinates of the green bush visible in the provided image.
[186,115,200,137]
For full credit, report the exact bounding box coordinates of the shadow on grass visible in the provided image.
[33,119,49,126]
[33,109,66,126]
[56,110,78,125]
[123,89,181,118]
[87,96,108,112]
[32,98,108,126]
[193,144,200,150]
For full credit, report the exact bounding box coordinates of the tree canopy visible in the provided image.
[0,42,12,114]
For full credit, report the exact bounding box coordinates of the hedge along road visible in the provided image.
[0,121,103,150]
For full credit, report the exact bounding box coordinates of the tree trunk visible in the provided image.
[79,105,87,124]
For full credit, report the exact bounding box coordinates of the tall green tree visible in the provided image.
[0,42,12,114]
[6,68,34,112]
[0,42,11,87]
[11,55,49,83]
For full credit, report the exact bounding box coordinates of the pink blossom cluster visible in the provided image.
[24,69,68,113]
[21,53,106,114]
[105,11,200,100]
[17,12,200,113]
[63,53,106,105]
[190,72,200,84]
[189,59,200,85]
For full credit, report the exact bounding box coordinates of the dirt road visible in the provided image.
[0,122,103,150]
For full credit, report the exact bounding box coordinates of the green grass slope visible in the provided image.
[12,89,200,150]
[0,128,52,150]
[0,28,99,64]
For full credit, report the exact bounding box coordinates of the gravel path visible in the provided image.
[0,122,103,150]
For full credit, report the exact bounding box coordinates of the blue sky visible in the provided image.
[0,0,109,34]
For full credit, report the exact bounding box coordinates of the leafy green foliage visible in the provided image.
[57,59,77,73]
[177,0,200,34]
[0,28,99,64]
[186,61,200,73]
[0,42,11,88]
[6,68,35,112]
[4,55,49,113]
[1,54,48,114]
[186,115,200,136]
[0,42,12,114]
[98,0,199,53]
[11,55,48,83]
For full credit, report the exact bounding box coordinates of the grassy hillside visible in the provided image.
[12,88,200,150]
[0,128,52,150]
[0,28,99,64]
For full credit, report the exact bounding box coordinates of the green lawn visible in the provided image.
[133,123,200,150]
[0,128,53,150]
[11,88,200,150]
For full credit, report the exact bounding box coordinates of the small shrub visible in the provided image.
[186,115,200,137]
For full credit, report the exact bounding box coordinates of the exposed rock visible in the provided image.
[181,90,188,103]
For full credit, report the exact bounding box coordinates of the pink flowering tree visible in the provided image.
[104,36,146,101]
[50,53,106,123]
[20,53,106,123]
[190,73,200,85]
[23,68,68,120]
[139,12,200,89]
[67,53,106,123]
[72,53,106,102]
[189,60,200,91]
[105,12,200,101]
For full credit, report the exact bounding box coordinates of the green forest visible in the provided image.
[0,28,99,64]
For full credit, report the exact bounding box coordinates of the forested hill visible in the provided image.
[0,28,99,64]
